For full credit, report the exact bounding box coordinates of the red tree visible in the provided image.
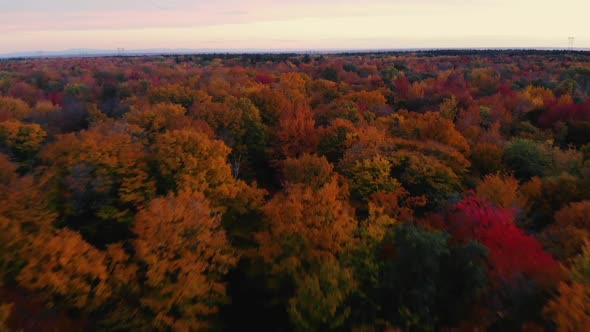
[449,194,561,283]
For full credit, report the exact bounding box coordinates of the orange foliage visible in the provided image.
[543,201,590,260]
[125,102,186,135]
[256,177,357,275]
[134,190,237,331]
[154,128,233,197]
[17,228,111,311]
[40,122,154,226]
[0,97,30,121]
[0,120,47,158]
[385,110,470,154]
[476,173,520,208]
[282,153,334,189]
[544,282,590,332]
[274,102,318,158]
[470,142,504,175]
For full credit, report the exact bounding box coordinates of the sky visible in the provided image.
[0,0,588,53]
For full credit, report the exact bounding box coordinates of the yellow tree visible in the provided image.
[0,97,30,121]
[125,102,186,139]
[133,190,237,331]
[384,110,470,154]
[41,122,155,244]
[256,171,357,331]
[476,173,520,208]
[256,176,357,275]
[543,201,590,260]
[0,120,47,160]
[154,128,234,199]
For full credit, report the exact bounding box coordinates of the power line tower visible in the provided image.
[568,37,575,51]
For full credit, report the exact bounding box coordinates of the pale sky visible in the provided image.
[0,0,588,53]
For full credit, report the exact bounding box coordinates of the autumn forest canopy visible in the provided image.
[1,50,590,331]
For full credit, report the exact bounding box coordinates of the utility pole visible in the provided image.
[568,37,575,51]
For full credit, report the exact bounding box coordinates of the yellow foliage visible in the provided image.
[125,102,186,134]
[522,85,555,109]
[154,128,233,198]
[41,122,155,221]
[439,95,459,120]
[476,173,520,208]
[257,177,357,275]
[0,120,47,157]
[0,97,30,121]
[385,110,470,154]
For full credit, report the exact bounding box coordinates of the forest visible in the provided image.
[0,50,590,331]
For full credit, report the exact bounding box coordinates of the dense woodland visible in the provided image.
[1,50,590,331]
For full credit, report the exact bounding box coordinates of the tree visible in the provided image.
[282,154,334,189]
[347,155,402,201]
[288,257,354,332]
[256,177,357,276]
[545,241,590,332]
[389,150,462,209]
[542,201,590,260]
[153,128,234,199]
[544,281,590,332]
[476,173,520,208]
[388,110,470,154]
[0,158,57,285]
[0,303,12,332]
[470,142,505,176]
[375,224,488,331]
[0,120,47,161]
[439,95,459,121]
[148,84,195,109]
[0,97,30,121]
[0,154,17,185]
[317,119,355,164]
[133,190,237,331]
[273,101,318,159]
[504,139,549,180]
[41,122,155,245]
[17,228,111,311]
[124,102,186,139]
[450,194,561,282]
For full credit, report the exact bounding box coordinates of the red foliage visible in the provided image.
[449,194,560,282]
[393,76,410,100]
[255,73,273,85]
[538,101,590,128]
[47,92,64,106]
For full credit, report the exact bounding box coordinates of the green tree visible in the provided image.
[504,139,549,180]
[372,224,487,331]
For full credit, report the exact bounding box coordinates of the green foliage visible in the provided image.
[288,257,354,331]
[376,224,488,331]
[504,139,550,180]
[389,151,462,208]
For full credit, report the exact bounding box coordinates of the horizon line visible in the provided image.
[1,47,589,60]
